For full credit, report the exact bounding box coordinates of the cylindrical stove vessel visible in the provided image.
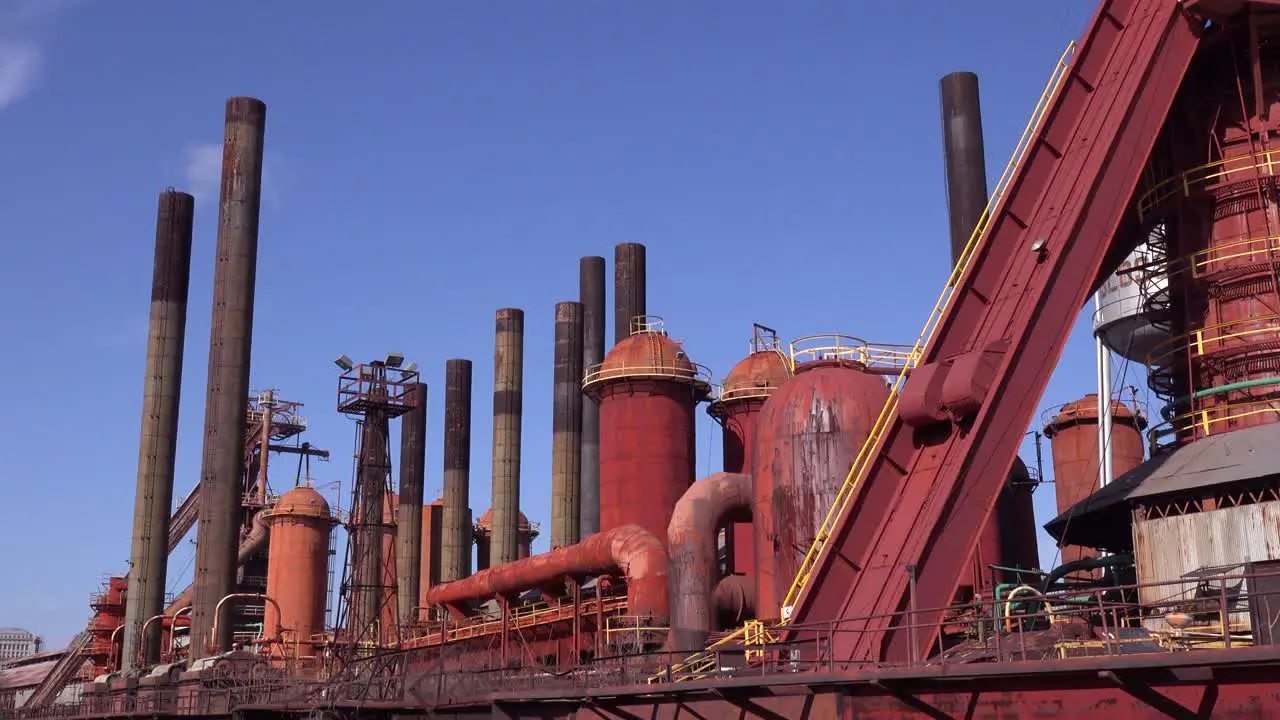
[396,382,427,624]
[752,360,889,622]
[417,499,444,618]
[475,510,537,571]
[709,344,792,576]
[1044,395,1146,566]
[263,486,334,662]
[491,308,525,566]
[441,359,473,582]
[579,256,606,537]
[191,97,267,658]
[614,243,646,344]
[584,320,710,542]
[552,301,584,549]
[121,189,195,670]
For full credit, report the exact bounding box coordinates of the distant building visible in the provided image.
[0,629,41,661]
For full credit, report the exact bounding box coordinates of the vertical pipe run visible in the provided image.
[441,359,473,581]
[396,382,427,623]
[614,243,646,343]
[939,72,989,265]
[190,97,266,659]
[1097,327,1115,487]
[552,301,585,549]
[121,190,195,670]
[491,309,525,566]
[579,256,605,538]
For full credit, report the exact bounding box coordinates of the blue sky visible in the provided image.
[0,1,1124,646]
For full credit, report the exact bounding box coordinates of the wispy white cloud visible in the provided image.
[183,141,287,207]
[0,0,82,111]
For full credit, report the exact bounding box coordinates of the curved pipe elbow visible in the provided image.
[713,574,755,629]
[424,524,669,622]
[238,512,270,565]
[666,472,752,653]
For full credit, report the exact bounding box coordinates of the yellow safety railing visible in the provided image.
[1155,397,1280,443]
[788,334,919,373]
[1145,313,1280,370]
[1136,149,1280,221]
[777,40,1077,620]
[582,361,714,389]
[648,40,1076,686]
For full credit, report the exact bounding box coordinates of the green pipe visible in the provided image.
[1160,376,1280,421]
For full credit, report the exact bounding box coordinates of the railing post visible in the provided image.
[906,563,919,665]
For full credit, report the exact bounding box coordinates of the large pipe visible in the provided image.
[121,189,195,670]
[425,524,668,622]
[939,72,989,265]
[491,309,525,566]
[441,359,473,582]
[613,243,646,343]
[397,382,427,623]
[578,256,605,538]
[713,574,755,630]
[190,97,267,659]
[551,302,585,549]
[666,472,752,652]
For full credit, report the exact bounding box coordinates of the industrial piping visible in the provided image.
[713,574,754,629]
[425,524,669,623]
[551,301,584,549]
[397,382,428,623]
[441,359,473,582]
[491,309,525,566]
[614,243,646,343]
[191,97,267,659]
[665,472,752,652]
[121,189,195,670]
[578,256,605,538]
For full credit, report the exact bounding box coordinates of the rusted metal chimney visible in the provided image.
[120,189,195,670]
[940,72,988,265]
[578,256,605,538]
[396,382,427,623]
[190,97,266,659]
[441,359,473,582]
[491,309,525,566]
[551,301,584,549]
[614,243,646,343]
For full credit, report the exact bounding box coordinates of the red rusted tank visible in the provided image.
[962,457,1040,594]
[474,509,537,570]
[263,485,334,660]
[709,343,792,575]
[752,359,890,622]
[417,499,444,615]
[1044,395,1146,566]
[583,319,711,541]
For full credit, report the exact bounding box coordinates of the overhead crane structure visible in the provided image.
[771,0,1272,666]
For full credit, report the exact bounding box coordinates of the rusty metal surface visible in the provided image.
[122,190,195,670]
[441,359,473,583]
[262,486,332,658]
[349,403,392,646]
[667,472,751,652]
[1045,394,1145,566]
[579,256,606,539]
[491,309,525,567]
[552,301,584,550]
[613,243,646,343]
[418,499,444,609]
[425,524,668,622]
[397,382,428,623]
[191,97,267,659]
[752,364,889,622]
[473,509,535,571]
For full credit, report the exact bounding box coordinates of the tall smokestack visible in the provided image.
[578,256,605,538]
[121,190,195,670]
[940,72,989,266]
[614,243,646,344]
[551,301,584,549]
[441,359,473,582]
[491,309,525,566]
[396,382,427,623]
[190,97,266,659]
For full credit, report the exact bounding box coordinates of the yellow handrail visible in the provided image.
[788,334,919,372]
[778,40,1077,619]
[648,40,1076,686]
[1136,150,1280,221]
[1146,313,1280,369]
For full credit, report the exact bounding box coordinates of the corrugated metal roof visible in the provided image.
[1044,423,1280,551]
[0,659,57,691]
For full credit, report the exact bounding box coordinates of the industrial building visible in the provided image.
[0,631,41,662]
[14,1,1280,718]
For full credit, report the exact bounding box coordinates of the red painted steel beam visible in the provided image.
[787,0,1205,665]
